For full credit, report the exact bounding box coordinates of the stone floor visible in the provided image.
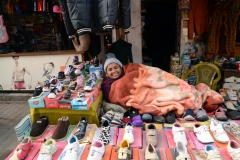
[0,101,30,159]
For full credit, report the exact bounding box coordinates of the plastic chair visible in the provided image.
[181,62,221,91]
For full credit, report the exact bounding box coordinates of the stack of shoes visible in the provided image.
[9,137,32,160]
[87,141,105,160]
[165,110,176,124]
[74,117,88,141]
[60,135,79,160]
[196,108,209,122]
[37,139,57,160]
[182,109,195,121]
[118,139,132,160]
[205,145,222,160]
[30,116,49,140]
[123,122,134,144]
[48,87,58,99]
[32,86,43,98]
[145,143,159,160]
[42,80,50,92]
[129,107,143,127]
[146,124,157,147]
[99,120,111,145]
[52,116,70,141]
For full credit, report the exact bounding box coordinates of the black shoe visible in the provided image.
[69,70,76,81]
[68,81,77,91]
[93,56,99,67]
[129,107,139,119]
[153,115,166,124]
[74,117,88,140]
[57,71,65,80]
[142,113,153,122]
[63,89,71,99]
[165,110,176,124]
[43,80,50,92]
[30,116,49,139]
[33,86,43,97]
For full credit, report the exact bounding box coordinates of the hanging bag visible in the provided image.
[0,15,9,43]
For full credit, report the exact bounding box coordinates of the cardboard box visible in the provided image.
[58,92,77,109]
[44,93,63,108]
[85,86,101,103]
[28,92,49,108]
[117,127,142,148]
[71,97,92,110]
[14,114,32,142]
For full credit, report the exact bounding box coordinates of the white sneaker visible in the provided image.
[87,141,105,160]
[205,145,222,160]
[225,76,237,83]
[60,135,79,160]
[172,123,187,146]
[37,139,57,160]
[123,122,134,144]
[227,140,240,160]
[175,141,190,160]
[227,90,238,101]
[210,119,229,143]
[194,124,214,143]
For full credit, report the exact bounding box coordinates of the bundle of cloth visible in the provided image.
[103,63,224,117]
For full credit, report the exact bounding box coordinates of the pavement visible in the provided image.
[0,93,32,160]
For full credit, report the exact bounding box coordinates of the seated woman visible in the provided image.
[101,56,224,117]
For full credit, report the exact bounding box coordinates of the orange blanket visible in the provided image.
[108,63,223,117]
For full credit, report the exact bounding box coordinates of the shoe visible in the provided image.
[225,101,238,110]
[33,86,43,97]
[61,135,79,160]
[84,61,90,73]
[229,122,240,140]
[9,137,32,160]
[166,110,176,124]
[215,108,228,121]
[63,89,71,99]
[81,70,88,79]
[210,118,229,143]
[73,56,80,65]
[95,70,103,79]
[219,89,230,101]
[99,120,111,145]
[196,108,209,122]
[48,87,58,99]
[101,110,115,123]
[37,139,57,160]
[75,63,84,76]
[52,116,70,141]
[63,77,71,86]
[69,81,77,91]
[172,123,187,146]
[205,145,222,160]
[30,116,49,140]
[111,112,124,125]
[64,65,74,76]
[175,141,190,160]
[118,139,131,160]
[225,76,237,83]
[193,123,214,143]
[227,140,240,159]
[129,107,143,126]
[87,141,105,160]
[84,79,95,91]
[56,80,63,92]
[123,122,134,144]
[69,70,76,81]
[182,109,195,121]
[122,111,132,125]
[43,80,50,92]
[93,56,99,67]
[90,72,98,83]
[74,117,88,140]
[142,113,153,122]
[146,124,157,146]
[153,115,165,124]
[49,76,59,86]
[77,75,84,86]
[227,90,238,101]
[145,143,159,160]
[58,71,65,80]
[225,109,240,120]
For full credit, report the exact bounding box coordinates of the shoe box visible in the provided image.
[44,92,63,108]
[14,114,32,142]
[71,97,92,110]
[28,91,50,108]
[80,144,113,160]
[58,91,77,109]
[89,65,102,75]
[110,146,139,160]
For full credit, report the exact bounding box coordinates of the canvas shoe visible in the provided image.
[193,124,214,143]
[227,140,240,160]
[146,124,157,146]
[74,117,88,141]
[172,123,187,146]
[43,80,50,92]
[182,109,195,121]
[196,108,209,122]
[84,79,95,91]
[205,145,222,160]
[30,116,49,140]
[166,110,176,124]
[37,139,57,160]
[118,139,132,160]
[61,135,79,160]
[52,116,70,141]
[123,122,134,144]
[215,108,228,121]
[48,87,58,99]
[33,86,43,97]
[87,141,105,160]
[210,118,229,143]
[9,137,32,160]
[99,120,111,145]
[75,63,84,76]
[111,112,124,125]
[229,122,240,140]
[175,141,190,160]
[101,110,115,123]
[145,143,159,160]
[64,65,74,76]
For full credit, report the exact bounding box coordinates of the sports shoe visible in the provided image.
[77,75,84,86]
[172,123,187,146]
[193,123,214,143]
[73,56,80,65]
[111,112,124,125]
[90,72,98,83]
[175,141,190,160]
[58,71,65,80]
[48,87,58,99]
[205,145,222,160]
[145,143,159,160]
[182,109,195,121]
[43,80,50,92]
[84,79,95,91]
[9,137,32,160]
[69,70,76,81]
[33,86,43,97]
[215,108,228,121]
[63,89,71,99]
[75,63,84,76]
[61,135,79,160]
[166,110,176,124]
[64,65,74,76]
[63,76,71,86]
[210,118,229,143]
[49,76,59,86]
[99,120,111,145]
[118,139,131,160]
[87,141,105,160]
[146,124,157,146]
[52,116,70,141]
[227,140,240,160]
[56,80,63,92]
[123,122,134,144]
[74,117,88,140]
[229,122,240,140]
[30,116,49,140]
[196,108,209,122]
[37,139,57,160]
[101,110,115,123]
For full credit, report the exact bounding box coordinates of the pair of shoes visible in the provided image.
[165,110,176,124]
[210,118,229,143]
[215,108,228,121]
[145,143,159,160]
[9,137,32,160]
[30,116,49,140]
[33,86,43,97]
[146,124,157,147]
[172,123,187,146]
[193,123,214,143]
[129,107,143,126]
[60,135,79,160]
[227,140,240,160]
[48,87,58,99]
[52,116,70,141]
[37,139,58,160]
[182,109,195,121]
[101,110,123,126]
[74,117,88,141]
[196,108,209,122]
[123,122,134,144]
[99,120,111,145]
[205,145,222,160]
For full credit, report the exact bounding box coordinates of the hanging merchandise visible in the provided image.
[0,15,9,43]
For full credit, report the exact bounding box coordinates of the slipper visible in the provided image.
[224,101,237,111]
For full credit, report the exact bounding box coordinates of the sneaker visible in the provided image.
[37,139,57,160]
[30,116,49,140]
[58,71,65,80]
[183,109,195,121]
[9,137,32,160]
[95,70,103,79]
[56,80,63,92]
[73,56,80,65]
[193,123,214,143]
[205,145,222,160]
[81,70,88,79]
[74,117,88,140]
[90,72,98,83]
[75,63,84,76]
[69,70,76,81]
[61,135,79,160]
[69,81,77,91]
[84,79,95,91]
[33,86,43,97]
[175,141,190,160]
[43,80,50,92]
[63,89,71,99]
[101,110,115,123]
[210,118,229,143]
[229,122,240,140]
[64,65,74,76]
[87,141,105,160]
[123,122,134,144]
[227,140,240,159]
[111,112,124,125]
[145,143,158,160]
[215,108,228,121]
[153,115,166,124]
[172,123,187,146]
[99,120,111,145]
[63,76,71,86]
[146,124,157,147]
[84,61,90,73]
[166,110,176,124]
[77,75,84,86]
[48,87,58,99]
[52,116,70,141]
[118,139,131,160]
[196,108,209,122]
[50,76,59,86]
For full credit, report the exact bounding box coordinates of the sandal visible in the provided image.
[118,139,132,160]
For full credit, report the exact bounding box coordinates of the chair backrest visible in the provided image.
[181,62,221,90]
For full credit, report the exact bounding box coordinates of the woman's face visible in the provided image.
[106,63,122,79]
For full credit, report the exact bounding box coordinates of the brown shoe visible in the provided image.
[52,116,70,141]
